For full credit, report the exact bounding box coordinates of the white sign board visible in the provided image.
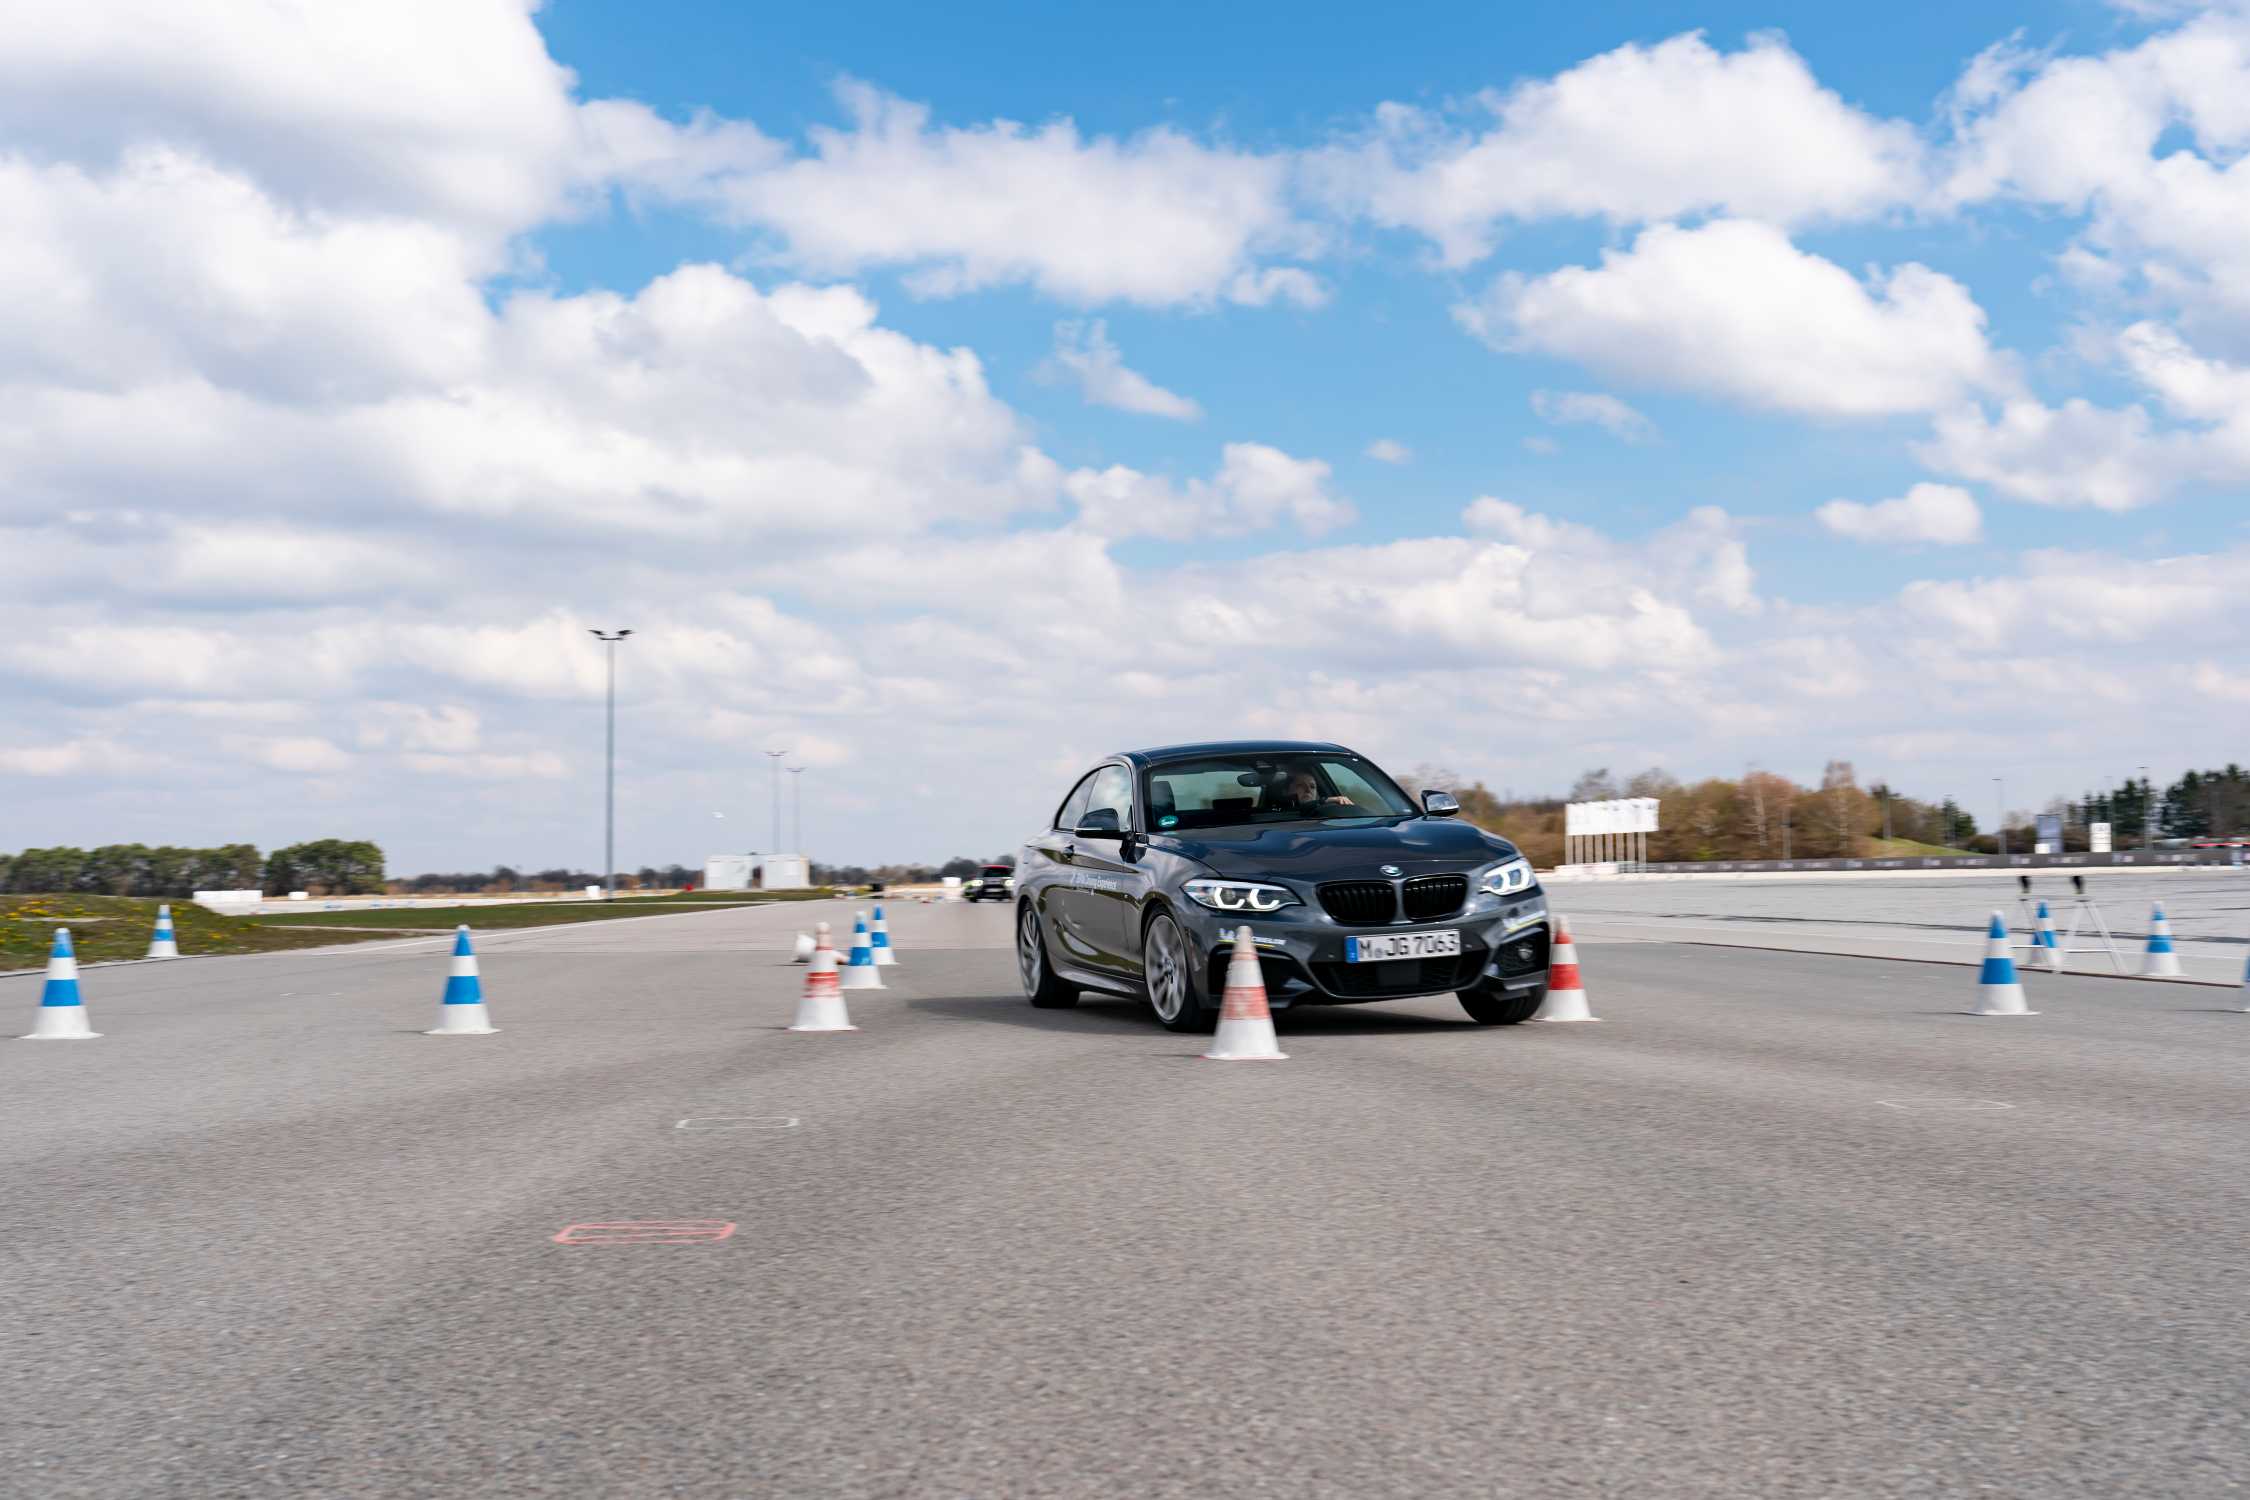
[2090,822,2112,854]
[1565,797,1661,836]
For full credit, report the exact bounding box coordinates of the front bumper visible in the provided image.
[1172,893,1550,1007]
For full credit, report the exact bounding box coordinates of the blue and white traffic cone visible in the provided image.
[2140,903,2183,978]
[2034,900,2061,973]
[1969,910,2035,1016]
[870,904,897,966]
[839,914,884,991]
[426,925,497,1035]
[22,928,99,1040]
[2235,948,2249,1014]
[145,903,180,961]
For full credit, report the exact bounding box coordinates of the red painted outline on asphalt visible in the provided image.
[552,1221,736,1245]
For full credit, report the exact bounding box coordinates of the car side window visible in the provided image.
[1054,771,1100,831]
[1082,764,1135,831]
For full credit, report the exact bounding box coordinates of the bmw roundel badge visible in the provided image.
[1380,864,1402,877]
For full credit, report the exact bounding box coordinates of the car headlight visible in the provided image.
[1183,878,1300,913]
[1480,857,1536,897]
[1003,876,1015,887]
[966,880,982,890]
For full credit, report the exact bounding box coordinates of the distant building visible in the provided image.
[702,853,810,891]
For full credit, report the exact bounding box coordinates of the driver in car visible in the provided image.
[1278,766,1362,815]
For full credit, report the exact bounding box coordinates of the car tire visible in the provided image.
[1457,984,1543,1025]
[1018,902,1080,1008]
[1143,911,1216,1034]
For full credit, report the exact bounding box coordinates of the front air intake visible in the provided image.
[1318,881,1397,925]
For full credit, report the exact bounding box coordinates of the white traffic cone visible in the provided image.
[870,904,898,966]
[426,925,498,1035]
[790,932,814,964]
[22,928,99,1040]
[1530,916,1598,1022]
[1969,910,2036,1016]
[1202,926,1287,1060]
[2140,903,2183,978]
[839,914,885,990]
[2234,948,2249,1014]
[789,923,857,1032]
[145,903,180,960]
[2035,900,2062,974]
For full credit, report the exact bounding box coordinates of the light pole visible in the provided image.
[589,630,632,899]
[765,749,788,854]
[787,766,805,853]
[1994,776,2006,860]
[2141,765,2152,850]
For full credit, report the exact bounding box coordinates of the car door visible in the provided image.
[1065,763,1152,978]
[1029,769,1101,970]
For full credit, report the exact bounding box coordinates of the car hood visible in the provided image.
[1151,818,1516,880]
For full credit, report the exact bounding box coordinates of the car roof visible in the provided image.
[1117,740,1353,767]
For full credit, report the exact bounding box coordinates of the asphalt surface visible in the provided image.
[1562,869,2250,983]
[5,899,2248,1498]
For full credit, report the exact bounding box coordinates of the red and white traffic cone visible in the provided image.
[1530,916,1597,1022]
[1202,926,1286,1060]
[789,922,857,1032]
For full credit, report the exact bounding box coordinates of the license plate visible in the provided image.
[1345,929,1461,963]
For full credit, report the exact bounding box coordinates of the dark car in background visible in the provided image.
[1014,741,1551,1031]
[962,863,1015,902]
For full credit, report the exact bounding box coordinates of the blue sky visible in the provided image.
[0,0,2245,872]
[526,0,2235,598]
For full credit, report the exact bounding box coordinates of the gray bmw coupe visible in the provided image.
[1015,741,1552,1032]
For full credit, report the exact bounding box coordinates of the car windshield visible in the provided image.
[979,865,1011,877]
[1145,753,1417,831]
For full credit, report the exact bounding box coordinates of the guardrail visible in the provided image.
[1562,850,2239,877]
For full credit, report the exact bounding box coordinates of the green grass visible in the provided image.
[0,894,402,970]
[252,897,791,930]
[1,887,856,966]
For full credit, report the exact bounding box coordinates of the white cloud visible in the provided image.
[1310,31,1926,264]
[1364,438,1412,464]
[1064,443,1352,540]
[1040,320,1201,420]
[1940,11,2250,332]
[1530,390,1656,443]
[252,737,354,775]
[0,736,149,777]
[0,0,584,237]
[1898,545,2244,650]
[1461,220,2008,419]
[699,80,1314,308]
[1816,483,1983,545]
[1915,320,2250,509]
[1917,398,2187,510]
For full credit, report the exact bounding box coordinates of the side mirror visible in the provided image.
[1074,808,1124,839]
[1423,790,1460,818]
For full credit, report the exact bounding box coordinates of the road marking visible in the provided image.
[1874,1098,2015,1112]
[674,1116,799,1131]
[552,1221,736,1245]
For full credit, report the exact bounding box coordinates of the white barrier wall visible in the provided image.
[192,889,264,916]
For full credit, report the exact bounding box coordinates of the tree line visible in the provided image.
[0,839,386,897]
[1401,761,2246,867]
